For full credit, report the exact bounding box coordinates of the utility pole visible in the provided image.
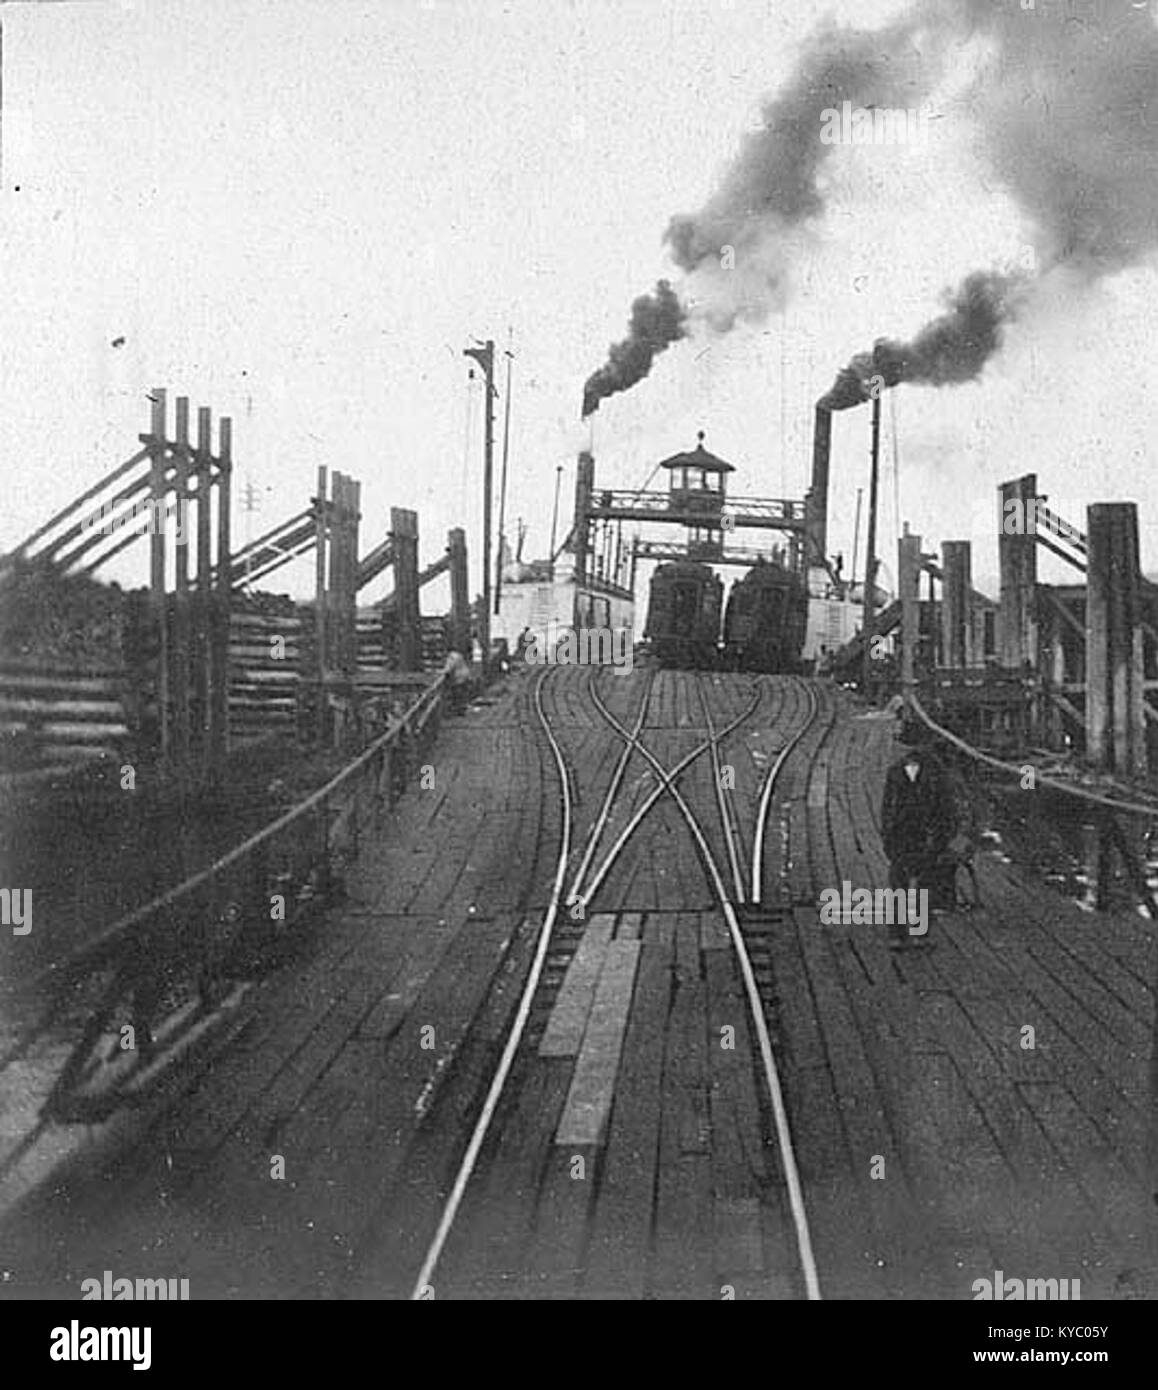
[495,334,514,617]
[464,339,495,667]
[862,390,882,695]
[241,478,263,589]
[549,463,563,575]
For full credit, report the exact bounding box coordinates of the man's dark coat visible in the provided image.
[881,750,954,889]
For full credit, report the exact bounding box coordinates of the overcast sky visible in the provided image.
[3,0,1158,603]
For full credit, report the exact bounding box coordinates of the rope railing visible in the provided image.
[33,671,449,992]
[23,670,450,1120]
[908,693,1158,819]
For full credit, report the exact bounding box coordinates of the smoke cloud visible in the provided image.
[580,10,942,413]
[819,269,1027,410]
[818,1,1158,408]
[955,0,1158,278]
[666,9,943,322]
[586,0,1158,417]
[581,280,686,418]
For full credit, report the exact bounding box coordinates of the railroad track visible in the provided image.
[589,669,821,1300]
[409,663,824,1300]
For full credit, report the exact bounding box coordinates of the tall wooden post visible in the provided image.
[349,479,362,675]
[998,474,1038,669]
[1086,502,1146,777]
[495,343,514,618]
[464,340,494,665]
[941,541,972,669]
[898,526,922,698]
[341,473,355,673]
[392,507,420,671]
[210,416,232,778]
[329,472,346,675]
[448,527,469,657]
[147,389,170,762]
[173,396,192,781]
[312,466,328,740]
[342,474,355,673]
[481,342,494,665]
[196,406,213,775]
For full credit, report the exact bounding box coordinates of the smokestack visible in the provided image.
[572,450,594,599]
[808,404,832,565]
[862,391,882,693]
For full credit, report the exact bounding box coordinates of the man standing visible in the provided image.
[881,741,954,946]
[443,647,472,715]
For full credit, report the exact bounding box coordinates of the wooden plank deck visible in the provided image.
[3,669,1156,1302]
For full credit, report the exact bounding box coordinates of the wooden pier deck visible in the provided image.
[0,667,1155,1301]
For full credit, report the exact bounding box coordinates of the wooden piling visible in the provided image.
[173,396,192,779]
[343,474,354,671]
[338,472,353,674]
[448,527,469,657]
[209,416,232,779]
[392,507,421,672]
[341,473,353,673]
[314,466,329,740]
[329,473,345,676]
[1086,502,1146,776]
[196,406,213,774]
[941,541,972,670]
[147,389,170,762]
[349,479,362,675]
[997,474,1038,670]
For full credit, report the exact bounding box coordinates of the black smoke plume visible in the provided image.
[951,0,1158,278]
[665,11,937,288]
[581,280,686,417]
[819,269,1024,410]
[580,15,937,410]
[587,1,1158,416]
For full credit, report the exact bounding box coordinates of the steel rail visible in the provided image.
[575,676,762,911]
[694,674,748,903]
[564,669,656,909]
[590,672,823,1301]
[408,664,574,1299]
[751,679,820,904]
